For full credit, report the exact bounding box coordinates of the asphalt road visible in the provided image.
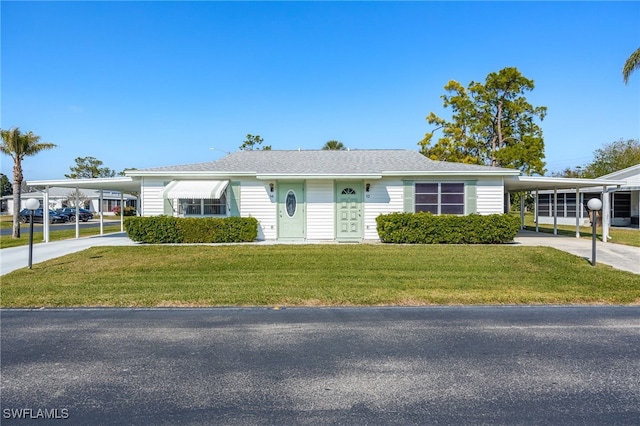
[1,307,639,425]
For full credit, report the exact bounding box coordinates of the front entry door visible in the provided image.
[278,182,305,240]
[336,182,363,241]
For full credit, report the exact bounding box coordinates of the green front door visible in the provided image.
[278,182,305,240]
[336,182,363,241]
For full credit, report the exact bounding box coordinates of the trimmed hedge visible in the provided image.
[376,212,520,244]
[124,216,259,244]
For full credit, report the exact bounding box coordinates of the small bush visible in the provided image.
[376,212,520,244]
[124,216,259,244]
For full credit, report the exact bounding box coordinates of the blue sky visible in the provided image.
[1,1,639,181]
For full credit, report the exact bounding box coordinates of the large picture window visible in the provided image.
[179,194,227,216]
[415,183,464,214]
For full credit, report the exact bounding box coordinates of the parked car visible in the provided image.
[55,207,93,222]
[19,209,68,224]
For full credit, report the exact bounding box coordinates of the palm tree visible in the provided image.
[623,47,640,84]
[1,128,56,238]
[321,140,346,150]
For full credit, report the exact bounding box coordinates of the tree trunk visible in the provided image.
[12,158,22,239]
[494,100,503,167]
[490,134,497,167]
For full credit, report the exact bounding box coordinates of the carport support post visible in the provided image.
[99,189,104,235]
[520,193,525,230]
[44,187,50,243]
[75,188,80,239]
[535,190,539,233]
[42,193,49,241]
[120,192,124,232]
[553,189,558,235]
[602,187,610,244]
[575,187,580,239]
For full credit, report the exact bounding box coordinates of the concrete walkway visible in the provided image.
[513,229,640,274]
[2,230,638,276]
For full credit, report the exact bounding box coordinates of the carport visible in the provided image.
[26,177,141,243]
[504,175,627,242]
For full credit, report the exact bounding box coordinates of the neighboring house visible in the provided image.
[2,187,137,216]
[126,150,520,241]
[536,164,640,227]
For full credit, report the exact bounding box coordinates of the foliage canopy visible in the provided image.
[322,140,346,150]
[552,139,640,178]
[239,134,271,151]
[65,156,116,179]
[581,139,640,178]
[623,47,640,85]
[420,67,547,176]
[1,173,12,197]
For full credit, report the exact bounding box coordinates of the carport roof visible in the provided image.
[26,177,141,193]
[504,175,627,192]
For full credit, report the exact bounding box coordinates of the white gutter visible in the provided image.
[256,174,383,180]
[127,170,520,179]
[126,171,256,178]
[384,170,521,177]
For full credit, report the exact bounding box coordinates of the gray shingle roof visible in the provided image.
[136,150,518,175]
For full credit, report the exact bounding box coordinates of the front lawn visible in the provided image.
[2,245,638,307]
[0,215,15,229]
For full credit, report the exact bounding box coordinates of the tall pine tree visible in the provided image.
[420,67,547,176]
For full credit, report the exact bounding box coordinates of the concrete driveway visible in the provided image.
[1,306,639,425]
[514,230,640,274]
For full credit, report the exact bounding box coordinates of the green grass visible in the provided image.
[2,245,639,307]
[0,224,123,249]
[0,215,14,229]
[521,213,640,247]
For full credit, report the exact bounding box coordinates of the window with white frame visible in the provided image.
[179,194,227,216]
[415,183,465,214]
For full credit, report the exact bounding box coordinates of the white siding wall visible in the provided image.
[137,175,506,240]
[476,177,505,214]
[239,180,276,240]
[306,180,335,240]
[631,191,639,217]
[141,179,167,216]
[621,170,640,187]
[364,178,404,240]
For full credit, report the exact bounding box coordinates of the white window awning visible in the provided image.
[163,180,229,199]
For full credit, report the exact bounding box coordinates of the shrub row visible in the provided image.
[124,216,259,243]
[376,212,520,244]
